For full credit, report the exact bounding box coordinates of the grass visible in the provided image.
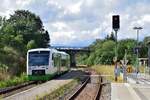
[91,65,147,83]
[37,78,80,100]
[91,65,123,83]
[0,73,29,88]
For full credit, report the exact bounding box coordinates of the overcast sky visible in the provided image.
[0,0,150,46]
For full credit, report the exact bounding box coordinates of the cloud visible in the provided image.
[43,0,150,46]
[0,0,32,18]
[0,0,150,46]
[66,1,82,14]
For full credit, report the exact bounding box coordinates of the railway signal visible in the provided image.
[112,15,120,30]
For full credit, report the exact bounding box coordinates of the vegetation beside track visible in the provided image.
[0,10,50,82]
[36,78,80,100]
[91,65,146,83]
[0,73,28,88]
[77,35,149,67]
[91,65,123,82]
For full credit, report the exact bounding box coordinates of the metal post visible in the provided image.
[137,30,139,46]
[136,30,139,73]
[115,30,118,61]
[123,49,127,82]
[114,30,118,81]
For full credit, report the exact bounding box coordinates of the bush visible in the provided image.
[0,73,28,88]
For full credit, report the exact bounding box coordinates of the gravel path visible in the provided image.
[100,77,111,100]
[70,76,111,100]
[100,83,111,100]
[75,83,98,100]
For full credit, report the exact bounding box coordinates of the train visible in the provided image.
[27,48,70,81]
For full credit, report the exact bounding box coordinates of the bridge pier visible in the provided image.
[70,52,76,67]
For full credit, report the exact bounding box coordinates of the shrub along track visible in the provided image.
[0,71,68,98]
[0,81,37,98]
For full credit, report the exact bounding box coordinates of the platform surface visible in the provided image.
[111,83,141,100]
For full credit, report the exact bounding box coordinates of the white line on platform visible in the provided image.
[84,75,112,77]
[125,83,141,100]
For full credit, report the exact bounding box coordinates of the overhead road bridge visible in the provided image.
[50,46,90,67]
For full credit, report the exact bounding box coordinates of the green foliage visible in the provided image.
[38,79,79,100]
[27,40,37,49]
[118,39,137,64]
[83,40,115,65]
[144,36,150,46]
[0,73,28,88]
[0,10,50,76]
[105,32,115,41]
[77,38,147,66]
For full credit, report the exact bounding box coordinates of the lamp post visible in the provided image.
[133,26,142,82]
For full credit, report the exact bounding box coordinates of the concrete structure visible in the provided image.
[112,73,150,100]
[111,83,141,100]
[138,58,148,66]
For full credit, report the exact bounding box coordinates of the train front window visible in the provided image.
[29,51,49,66]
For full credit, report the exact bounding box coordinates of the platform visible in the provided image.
[111,83,141,100]
[4,70,85,100]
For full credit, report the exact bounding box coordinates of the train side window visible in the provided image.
[53,53,60,67]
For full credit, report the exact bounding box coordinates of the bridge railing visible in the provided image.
[50,46,90,51]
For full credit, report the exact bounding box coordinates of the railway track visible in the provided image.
[0,81,37,97]
[68,75,105,100]
[68,76,90,100]
[94,77,103,100]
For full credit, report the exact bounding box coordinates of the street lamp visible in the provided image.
[133,27,143,45]
[133,26,143,82]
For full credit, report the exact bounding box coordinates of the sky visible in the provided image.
[0,0,150,47]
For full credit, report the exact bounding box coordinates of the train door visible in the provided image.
[52,53,61,74]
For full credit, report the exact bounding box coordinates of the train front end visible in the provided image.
[27,49,51,81]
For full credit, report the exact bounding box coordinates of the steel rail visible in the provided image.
[94,76,103,100]
[68,76,90,100]
[0,81,36,95]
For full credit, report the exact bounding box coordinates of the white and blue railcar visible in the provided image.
[27,48,70,81]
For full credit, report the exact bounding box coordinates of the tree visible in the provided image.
[144,36,150,46]
[27,40,37,49]
[144,36,150,69]
[105,32,115,41]
[2,10,50,49]
[0,10,50,75]
[118,39,137,64]
[77,38,142,65]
